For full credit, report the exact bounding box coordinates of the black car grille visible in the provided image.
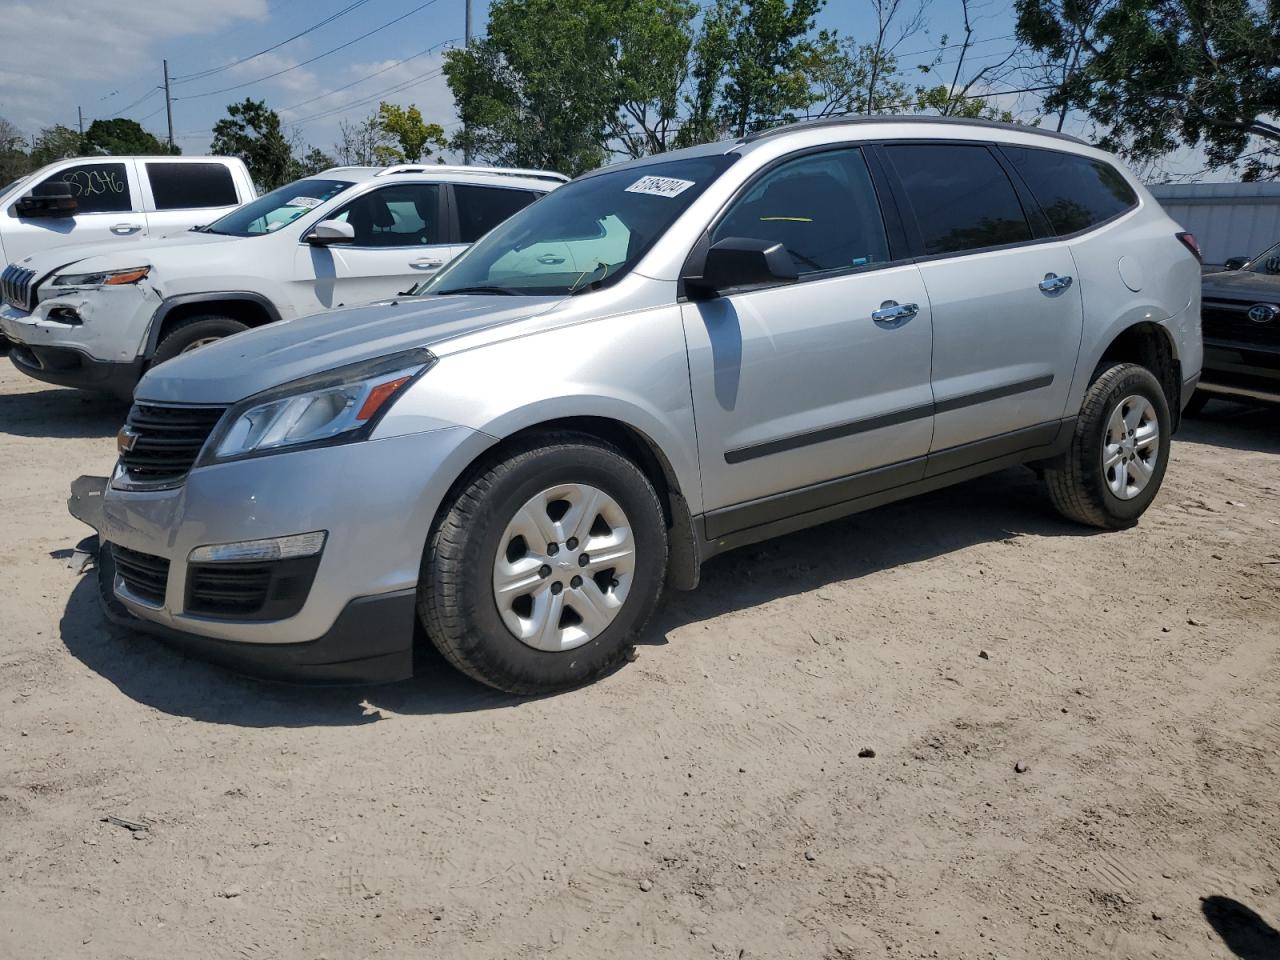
[1,264,37,312]
[186,556,322,621]
[112,544,171,605]
[118,402,227,487]
[1202,298,1280,347]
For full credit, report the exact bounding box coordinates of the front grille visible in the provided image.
[118,402,227,487]
[112,544,171,606]
[1203,298,1280,347]
[186,556,322,621]
[1,263,37,312]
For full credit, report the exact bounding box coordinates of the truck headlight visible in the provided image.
[201,349,435,464]
[52,266,151,286]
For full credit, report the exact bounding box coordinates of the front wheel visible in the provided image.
[151,315,250,366]
[1044,363,1172,529]
[420,434,668,694]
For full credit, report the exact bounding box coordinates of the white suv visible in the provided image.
[0,164,564,397]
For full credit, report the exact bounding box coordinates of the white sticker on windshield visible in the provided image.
[625,175,695,198]
[287,196,323,209]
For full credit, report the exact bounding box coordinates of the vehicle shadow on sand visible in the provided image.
[59,466,1100,728]
[1179,398,1280,455]
[0,382,129,440]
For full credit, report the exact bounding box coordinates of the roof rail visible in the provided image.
[373,164,570,183]
[740,114,1087,146]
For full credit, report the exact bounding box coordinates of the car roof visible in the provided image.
[317,164,567,193]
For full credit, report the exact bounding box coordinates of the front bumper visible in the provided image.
[72,423,494,683]
[0,283,159,370]
[1199,340,1280,404]
[8,340,143,397]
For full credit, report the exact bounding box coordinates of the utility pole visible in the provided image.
[462,0,472,165]
[162,59,175,153]
[77,106,84,135]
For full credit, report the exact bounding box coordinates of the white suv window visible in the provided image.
[331,184,444,247]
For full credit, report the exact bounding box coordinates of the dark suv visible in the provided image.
[1193,240,1280,409]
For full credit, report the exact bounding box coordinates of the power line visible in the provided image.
[278,38,457,114]
[173,0,446,102]
[290,64,449,125]
[172,0,375,83]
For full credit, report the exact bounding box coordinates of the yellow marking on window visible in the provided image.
[759,216,813,222]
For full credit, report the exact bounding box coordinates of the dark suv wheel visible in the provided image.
[152,314,250,366]
[420,433,668,694]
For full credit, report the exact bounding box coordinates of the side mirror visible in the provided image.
[684,237,799,299]
[15,180,77,219]
[1222,256,1249,271]
[307,219,355,245]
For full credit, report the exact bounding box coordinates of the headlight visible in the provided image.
[52,265,151,286]
[202,348,435,464]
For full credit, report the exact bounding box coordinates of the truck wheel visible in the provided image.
[420,433,668,694]
[1044,363,1172,529]
[151,315,249,366]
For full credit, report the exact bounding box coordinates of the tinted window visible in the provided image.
[331,184,443,246]
[1002,147,1137,235]
[887,144,1032,255]
[52,162,132,214]
[203,178,351,236]
[455,185,541,242]
[146,162,238,210]
[713,148,889,276]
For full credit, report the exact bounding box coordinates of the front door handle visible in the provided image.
[110,223,143,235]
[1038,273,1073,293]
[410,258,444,270]
[536,253,566,265]
[871,300,919,325]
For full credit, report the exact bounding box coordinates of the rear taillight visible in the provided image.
[1176,231,1201,262]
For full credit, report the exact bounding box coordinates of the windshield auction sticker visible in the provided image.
[625,176,695,198]
[287,196,324,209]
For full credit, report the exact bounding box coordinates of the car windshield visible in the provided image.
[201,178,353,237]
[1247,240,1280,274]
[422,154,738,296]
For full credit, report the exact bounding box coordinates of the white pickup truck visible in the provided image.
[0,155,255,265]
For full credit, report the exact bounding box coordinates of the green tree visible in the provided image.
[374,102,447,164]
[210,98,294,190]
[1016,0,1280,179]
[674,0,737,147]
[81,118,174,156]
[0,117,30,184]
[608,0,699,157]
[30,124,84,167]
[289,146,336,179]
[717,0,826,137]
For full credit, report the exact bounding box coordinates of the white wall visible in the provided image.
[1147,182,1280,268]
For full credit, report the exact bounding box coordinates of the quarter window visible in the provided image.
[49,162,133,214]
[712,148,890,276]
[886,144,1032,255]
[332,184,443,247]
[146,162,239,210]
[454,185,542,243]
[1002,147,1138,235]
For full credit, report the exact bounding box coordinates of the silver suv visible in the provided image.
[75,117,1203,694]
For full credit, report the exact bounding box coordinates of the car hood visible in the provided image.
[14,230,239,279]
[1201,269,1280,302]
[134,294,566,404]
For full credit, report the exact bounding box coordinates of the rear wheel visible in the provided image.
[420,434,668,694]
[151,315,250,366]
[1044,363,1171,529]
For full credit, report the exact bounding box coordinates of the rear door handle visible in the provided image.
[410,258,444,270]
[1038,273,1073,293]
[536,254,566,265]
[871,300,919,325]
[110,223,143,235]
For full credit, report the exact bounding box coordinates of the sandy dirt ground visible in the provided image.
[0,363,1278,960]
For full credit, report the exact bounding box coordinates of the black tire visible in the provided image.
[151,315,249,366]
[420,433,668,694]
[1044,363,1172,529]
[1182,390,1210,417]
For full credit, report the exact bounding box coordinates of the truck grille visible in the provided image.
[112,544,171,606]
[1,264,37,312]
[118,402,227,487]
[1202,298,1280,347]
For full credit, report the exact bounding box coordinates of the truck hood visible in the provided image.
[14,230,239,279]
[135,294,566,404]
[1201,269,1280,302]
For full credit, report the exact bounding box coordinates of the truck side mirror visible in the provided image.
[1222,256,1249,271]
[14,181,77,219]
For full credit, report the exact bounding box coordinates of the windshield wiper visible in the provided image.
[436,285,521,296]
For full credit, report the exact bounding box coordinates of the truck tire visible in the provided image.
[151,315,250,366]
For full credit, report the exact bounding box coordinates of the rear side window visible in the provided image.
[51,161,132,214]
[713,147,890,275]
[146,162,239,210]
[886,144,1032,256]
[455,185,541,243]
[1002,147,1138,235]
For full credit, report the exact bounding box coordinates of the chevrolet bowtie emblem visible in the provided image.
[116,424,140,455]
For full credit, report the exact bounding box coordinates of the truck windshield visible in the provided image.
[201,178,352,237]
[423,154,737,296]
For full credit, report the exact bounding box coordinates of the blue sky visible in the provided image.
[2,0,1036,162]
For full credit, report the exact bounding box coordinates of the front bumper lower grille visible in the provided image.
[112,544,171,606]
[186,556,323,621]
